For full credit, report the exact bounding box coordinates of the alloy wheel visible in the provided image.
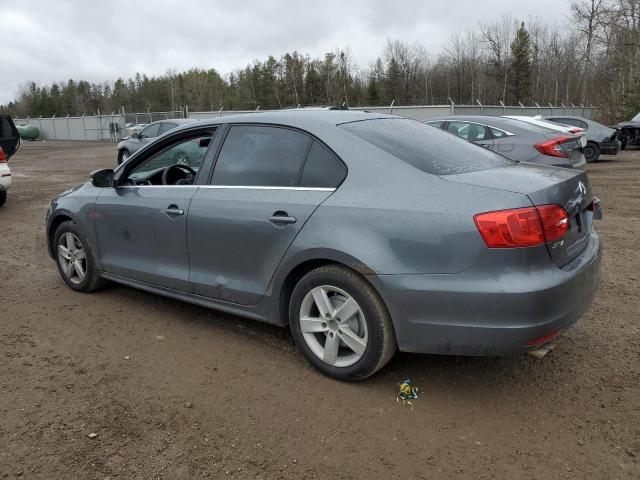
[299,285,368,367]
[57,232,87,284]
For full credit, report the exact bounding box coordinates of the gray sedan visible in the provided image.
[116,119,194,164]
[427,115,587,170]
[46,111,601,380]
[543,115,621,162]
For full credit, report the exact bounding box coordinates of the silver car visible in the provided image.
[544,115,621,162]
[427,115,587,170]
[46,111,602,380]
[116,119,193,164]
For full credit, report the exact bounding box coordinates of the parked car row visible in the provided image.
[44,110,604,380]
[427,113,624,166]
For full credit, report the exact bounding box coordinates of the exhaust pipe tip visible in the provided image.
[526,343,555,359]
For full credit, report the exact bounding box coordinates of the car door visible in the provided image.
[488,126,515,153]
[0,115,20,159]
[94,128,216,291]
[187,125,344,305]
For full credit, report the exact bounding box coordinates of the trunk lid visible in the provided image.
[444,164,594,266]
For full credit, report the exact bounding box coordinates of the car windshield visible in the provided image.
[632,112,640,122]
[340,118,513,175]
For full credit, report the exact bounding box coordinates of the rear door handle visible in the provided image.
[165,205,184,217]
[269,211,297,225]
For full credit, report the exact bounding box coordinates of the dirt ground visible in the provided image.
[0,141,638,480]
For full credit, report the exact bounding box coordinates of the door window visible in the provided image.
[212,126,311,186]
[426,121,444,128]
[299,141,346,188]
[140,123,160,138]
[128,133,213,180]
[447,121,490,141]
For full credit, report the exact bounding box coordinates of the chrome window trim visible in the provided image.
[116,185,336,192]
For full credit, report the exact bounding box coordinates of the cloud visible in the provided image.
[0,0,570,105]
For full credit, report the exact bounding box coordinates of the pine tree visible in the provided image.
[510,22,532,104]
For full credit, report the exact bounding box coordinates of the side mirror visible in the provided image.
[132,132,140,139]
[90,169,114,188]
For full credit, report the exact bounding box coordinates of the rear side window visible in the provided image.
[140,123,160,138]
[340,118,512,175]
[212,125,311,186]
[159,123,178,134]
[426,121,443,128]
[299,141,346,188]
[490,127,509,139]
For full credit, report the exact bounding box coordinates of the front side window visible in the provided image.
[140,123,160,138]
[129,133,213,178]
[299,141,346,188]
[340,118,512,175]
[212,126,311,186]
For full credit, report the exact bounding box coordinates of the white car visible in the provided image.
[503,115,587,148]
[0,114,21,207]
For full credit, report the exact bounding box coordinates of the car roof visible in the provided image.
[149,118,193,125]
[426,115,521,127]
[171,110,395,133]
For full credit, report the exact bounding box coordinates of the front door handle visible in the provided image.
[269,211,297,225]
[165,204,184,217]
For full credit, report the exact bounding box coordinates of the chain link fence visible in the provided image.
[13,103,597,142]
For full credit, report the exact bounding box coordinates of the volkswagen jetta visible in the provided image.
[46,111,602,381]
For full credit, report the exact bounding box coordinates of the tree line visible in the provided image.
[2,0,638,122]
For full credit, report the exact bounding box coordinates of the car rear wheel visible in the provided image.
[117,149,130,165]
[54,221,106,292]
[289,265,396,381]
[583,142,600,163]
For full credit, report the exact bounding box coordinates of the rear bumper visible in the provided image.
[369,231,602,356]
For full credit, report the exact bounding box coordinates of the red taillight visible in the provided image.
[474,205,569,248]
[534,136,571,158]
[0,147,5,163]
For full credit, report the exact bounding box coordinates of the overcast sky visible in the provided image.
[0,0,571,105]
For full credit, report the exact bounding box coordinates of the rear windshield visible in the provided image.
[632,112,640,122]
[339,118,513,175]
[500,118,559,134]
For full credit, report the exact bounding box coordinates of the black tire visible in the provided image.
[583,142,600,163]
[289,264,397,381]
[621,141,627,151]
[0,188,6,207]
[117,149,130,165]
[53,220,106,293]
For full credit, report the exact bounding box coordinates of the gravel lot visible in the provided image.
[0,141,639,479]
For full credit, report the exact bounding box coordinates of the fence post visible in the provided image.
[66,114,71,140]
[255,105,260,112]
[218,106,223,117]
[185,105,189,119]
[147,108,152,123]
[447,97,454,115]
[476,99,483,115]
[499,100,505,114]
[580,104,585,117]
[82,114,87,141]
[570,103,576,116]
[534,102,541,115]
[518,102,525,115]
[38,116,43,138]
[389,99,395,115]
[52,114,57,140]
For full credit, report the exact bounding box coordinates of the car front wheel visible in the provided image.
[54,221,106,292]
[117,149,130,165]
[289,265,396,381]
[583,142,600,163]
